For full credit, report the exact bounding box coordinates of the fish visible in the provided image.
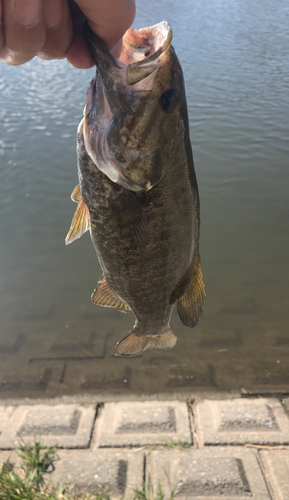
[65,21,205,357]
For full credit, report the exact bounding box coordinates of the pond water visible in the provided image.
[0,0,288,398]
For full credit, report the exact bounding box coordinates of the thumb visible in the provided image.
[73,0,135,50]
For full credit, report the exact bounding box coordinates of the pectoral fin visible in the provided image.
[65,196,90,245]
[112,191,149,247]
[177,252,205,327]
[71,184,81,202]
[91,276,130,313]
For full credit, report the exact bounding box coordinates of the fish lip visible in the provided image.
[83,22,127,113]
[83,22,124,75]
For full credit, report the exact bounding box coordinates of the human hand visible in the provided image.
[0,0,135,68]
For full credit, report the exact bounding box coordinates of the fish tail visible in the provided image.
[114,325,177,357]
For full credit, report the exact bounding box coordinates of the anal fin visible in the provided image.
[177,252,205,327]
[65,196,90,245]
[71,184,81,202]
[91,276,130,313]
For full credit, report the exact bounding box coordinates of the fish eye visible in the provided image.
[160,89,180,114]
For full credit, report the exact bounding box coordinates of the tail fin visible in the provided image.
[114,327,177,357]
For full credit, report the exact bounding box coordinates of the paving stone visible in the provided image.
[0,450,20,467]
[95,401,191,447]
[195,398,289,445]
[147,448,270,499]
[0,406,16,434]
[282,397,289,414]
[260,450,289,500]
[51,449,144,498]
[0,404,96,449]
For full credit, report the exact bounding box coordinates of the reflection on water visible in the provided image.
[0,0,289,397]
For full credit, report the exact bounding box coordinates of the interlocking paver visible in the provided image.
[282,397,289,415]
[1,396,289,498]
[0,404,96,449]
[260,450,289,500]
[147,448,270,499]
[195,398,289,445]
[0,406,16,434]
[0,450,20,467]
[94,401,191,447]
[51,449,144,498]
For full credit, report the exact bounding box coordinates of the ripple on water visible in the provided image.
[0,0,289,395]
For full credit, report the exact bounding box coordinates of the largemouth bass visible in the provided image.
[66,21,205,357]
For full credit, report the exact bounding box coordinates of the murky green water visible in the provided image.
[0,0,288,397]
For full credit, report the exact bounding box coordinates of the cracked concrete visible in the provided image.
[0,394,289,498]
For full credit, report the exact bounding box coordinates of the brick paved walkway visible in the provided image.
[1,395,289,499]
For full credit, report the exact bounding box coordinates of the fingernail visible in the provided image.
[44,0,64,28]
[12,0,41,28]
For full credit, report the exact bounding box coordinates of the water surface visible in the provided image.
[0,0,288,397]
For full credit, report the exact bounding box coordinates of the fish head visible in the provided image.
[83,21,185,192]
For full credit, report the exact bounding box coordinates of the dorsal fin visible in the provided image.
[177,252,205,327]
[71,184,81,203]
[91,276,130,313]
[65,196,90,245]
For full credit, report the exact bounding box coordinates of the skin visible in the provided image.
[0,0,136,68]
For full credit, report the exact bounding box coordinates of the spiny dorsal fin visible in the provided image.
[71,184,81,203]
[177,252,205,328]
[65,196,90,245]
[91,275,130,313]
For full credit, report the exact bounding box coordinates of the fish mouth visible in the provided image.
[122,21,173,85]
[83,21,172,109]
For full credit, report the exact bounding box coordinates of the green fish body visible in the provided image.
[66,21,205,356]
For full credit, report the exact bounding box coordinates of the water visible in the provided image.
[0,0,288,397]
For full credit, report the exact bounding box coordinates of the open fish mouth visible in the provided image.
[121,21,173,85]
[84,20,172,92]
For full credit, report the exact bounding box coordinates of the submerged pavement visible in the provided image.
[0,393,289,499]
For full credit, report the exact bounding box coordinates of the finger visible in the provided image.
[43,0,65,28]
[0,0,4,50]
[74,0,136,50]
[66,4,93,68]
[66,29,94,68]
[0,0,46,65]
[37,0,72,60]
